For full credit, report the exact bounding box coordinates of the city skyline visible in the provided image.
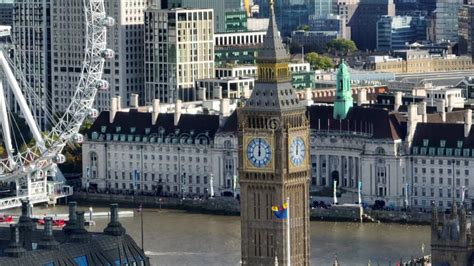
[0,0,474,265]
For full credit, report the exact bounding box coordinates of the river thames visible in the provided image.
[16,205,430,266]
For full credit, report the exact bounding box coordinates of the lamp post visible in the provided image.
[182,172,186,200]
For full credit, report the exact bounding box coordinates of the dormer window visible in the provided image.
[423,139,429,147]
[101,126,106,133]
[116,126,121,133]
[145,128,151,134]
[457,141,463,148]
[130,127,136,134]
[440,140,446,147]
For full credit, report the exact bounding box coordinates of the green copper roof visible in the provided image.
[333,59,353,120]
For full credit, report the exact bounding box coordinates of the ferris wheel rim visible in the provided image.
[0,0,112,180]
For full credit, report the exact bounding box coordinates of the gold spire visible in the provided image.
[270,0,274,13]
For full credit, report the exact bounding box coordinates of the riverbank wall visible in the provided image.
[70,192,432,225]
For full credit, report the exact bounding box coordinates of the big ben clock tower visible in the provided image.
[238,1,310,265]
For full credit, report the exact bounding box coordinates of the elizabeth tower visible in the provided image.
[238,1,310,265]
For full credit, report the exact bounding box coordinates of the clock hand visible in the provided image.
[258,139,262,157]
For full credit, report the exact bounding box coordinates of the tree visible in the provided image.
[326,39,358,56]
[305,52,334,70]
[297,24,310,31]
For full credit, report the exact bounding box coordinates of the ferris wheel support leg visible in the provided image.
[0,81,14,163]
[0,51,45,152]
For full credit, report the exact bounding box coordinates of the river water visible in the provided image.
[12,205,430,266]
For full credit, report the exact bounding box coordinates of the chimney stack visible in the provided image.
[465,109,472,138]
[18,199,35,250]
[357,89,367,106]
[220,98,230,117]
[394,92,402,112]
[130,93,139,108]
[407,104,419,144]
[447,94,454,112]
[152,99,160,126]
[213,86,223,100]
[174,100,182,126]
[197,87,207,101]
[437,99,446,122]
[110,97,118,123]
[104,204,126,236]
[418,101,427,123]
[63,201,77,235]
[38,217,59,250]
[116,95,122,110]
[4,225,25,258]
[69,211,90,243]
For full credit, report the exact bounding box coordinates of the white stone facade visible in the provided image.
[83,141,216,196]
[82,98,474,211]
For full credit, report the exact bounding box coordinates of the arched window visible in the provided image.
[375,147,386,155]
[224,140,232,149]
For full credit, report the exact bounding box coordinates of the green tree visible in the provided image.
[326,39,358,56]
[305,52,334,70]
[297,24,310,31]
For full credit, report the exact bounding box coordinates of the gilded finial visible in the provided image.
[270,0,274,12]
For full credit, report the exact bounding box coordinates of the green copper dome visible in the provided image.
[333,59,353,120]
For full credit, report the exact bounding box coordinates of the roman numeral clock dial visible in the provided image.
[289,135,307,171]
[243,136,274,171]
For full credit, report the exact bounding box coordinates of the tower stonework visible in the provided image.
[431,203,474,265]
[238,1,310,265]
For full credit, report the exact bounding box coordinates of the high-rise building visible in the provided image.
[333,0,359,39]
[162,0,242,33]
[309,0,332,19]
[349,0,395,51]
[238,2,310,265]
[12,0,52,130]
[428,0,463,42]
[458,4,474,56]
[255,0,309,37]
[51,0,147,113]
[51,0,85,115]
[144,8,214,103]
[0,0,13,26]
[225,10,248,33]
[275,0,309,37]
[376,15,427,51]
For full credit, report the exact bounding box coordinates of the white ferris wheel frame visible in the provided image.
[0,0,113,208]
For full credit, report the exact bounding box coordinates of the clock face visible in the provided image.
[247,138,272,168]
[290,137,306,166]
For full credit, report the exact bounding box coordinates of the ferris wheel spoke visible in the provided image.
[0,82,14,163]
[0,51,45,152]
